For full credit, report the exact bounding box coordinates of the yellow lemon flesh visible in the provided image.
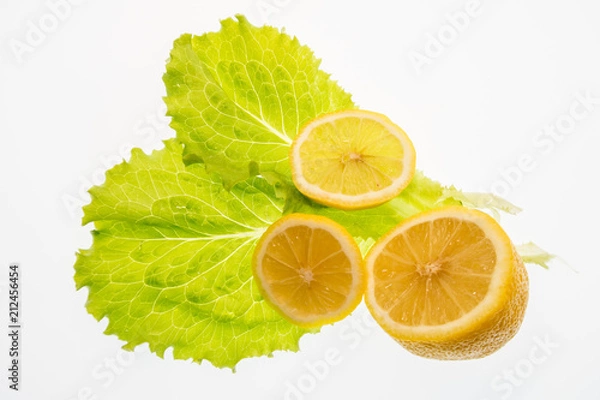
[290,110,416,210]
[365,206,529,360]
[253,214,365,328]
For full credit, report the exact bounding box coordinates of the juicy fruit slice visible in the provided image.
[290,110,416,210]
[365,206,529,360]
[253,214,365,328]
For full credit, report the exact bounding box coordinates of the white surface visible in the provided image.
[1,0,599,399]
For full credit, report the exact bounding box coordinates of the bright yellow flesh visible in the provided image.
[365,206,529,360]
[299,116,405,195]
[290,110,416,210]
[372,217,496,326]
[253,214,364,327]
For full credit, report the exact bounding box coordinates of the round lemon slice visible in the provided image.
[253,214,365,328]
[290,110,416,210]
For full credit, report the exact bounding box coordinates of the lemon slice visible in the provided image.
[365,206,529,359]
[290,110,416,210]
[253,214,365,328]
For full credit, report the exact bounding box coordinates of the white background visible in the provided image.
[1,0,599,399]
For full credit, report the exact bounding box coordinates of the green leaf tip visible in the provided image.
[440,188,522,219]
[516,242,556,270]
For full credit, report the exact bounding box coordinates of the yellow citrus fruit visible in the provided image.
[290,110,416,210]
[365,206,529,360]
[252,214,365,328]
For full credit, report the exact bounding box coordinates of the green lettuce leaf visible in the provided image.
[515,242,555,269]
[163,15,354,186]
[74,140,312,369]
[272,170,461,245]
